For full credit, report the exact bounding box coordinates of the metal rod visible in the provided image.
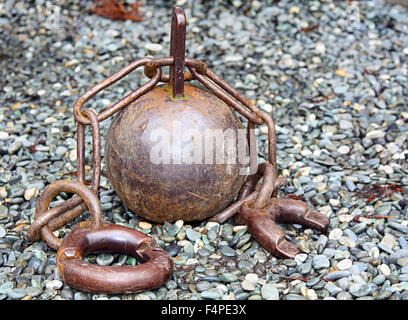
[169,6,186,98]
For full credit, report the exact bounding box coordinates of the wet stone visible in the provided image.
[198,248,212,257]
[219,246,236,257]
[165,242,181,256]
[261,283,279,300]
[96,253,114,266]
[375,203,392,216]
[7,288,28,300]
[313,255,330,270]
[166,224,180,237]
[74,292,90,300]
[219,273,238,283]
[185,229,202,242]
[200,289,222,300]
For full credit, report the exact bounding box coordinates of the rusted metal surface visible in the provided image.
[27,6,331,293]
[105,83,246,223]
[58,223,173,294]
[234,163,328,258]
[240,198,329,259]
[56,194,173,294]
[27,180,103,250]
[212,162,329,258]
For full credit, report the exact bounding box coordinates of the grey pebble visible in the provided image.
[219,246,236,257]
[201,289,222,300]
[219,273,238,283]
[7,288,28,300]
[96,253,114,266]
[285,294,308,300]
[261,284,279,300]
[196,281,213,292]
[312,255,330,270]
[185,228,202,242]
[323,270,351,281]
[375,203,392,216]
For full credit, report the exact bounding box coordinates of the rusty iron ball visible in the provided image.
[105,83,247,223]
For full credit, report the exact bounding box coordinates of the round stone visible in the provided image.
[261,283,279,300]
[338,145,350,155]
[96,253,114,266]
[337,259,352,270]
[245,273,259,284]
[338,236,356,248]
[241,279,256,291]
[329,228,343,240]
[46,280,63,290]
[313,255,330,269]
[139,222,152,230]
[379,264,391,276]
[145,43,163,52]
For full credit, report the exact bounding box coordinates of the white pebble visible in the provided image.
[338,214,353,223]
[369,247,379,259]
[319,205,332,217]
[241,279,255,291]
[381,234,396,249]
[233,225,247,233]
[46,280,63,290]
[329,199,340,207]
[312,175,325,183]
[338,236,355,248]
[379,264,391,276]
[0,187,7,199]
[216,284,228,293]
[262,103,273,113]
[225,54,243,62]
[289,6,300,14]
[337,258,352,270]
[68,149,77,162]
[145,43,163,52]
[337,145,350,155]
[366,129,385,139]
[0,131,9,139]
[175,220,184,229]
[24,186,39,201]
[44,117,57,124]
[300,286,318,300]
[138,221,152,230]
[380,164,394,175]
[329,228,343,240]
[244,273,259,284]
[315,42,326,54]
[295,253,307,265]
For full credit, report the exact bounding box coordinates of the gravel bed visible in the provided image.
[0,0,407,300]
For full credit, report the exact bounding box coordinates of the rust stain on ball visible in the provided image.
[105,83,246,223]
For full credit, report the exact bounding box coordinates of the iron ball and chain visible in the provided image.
[27,6,329,294]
